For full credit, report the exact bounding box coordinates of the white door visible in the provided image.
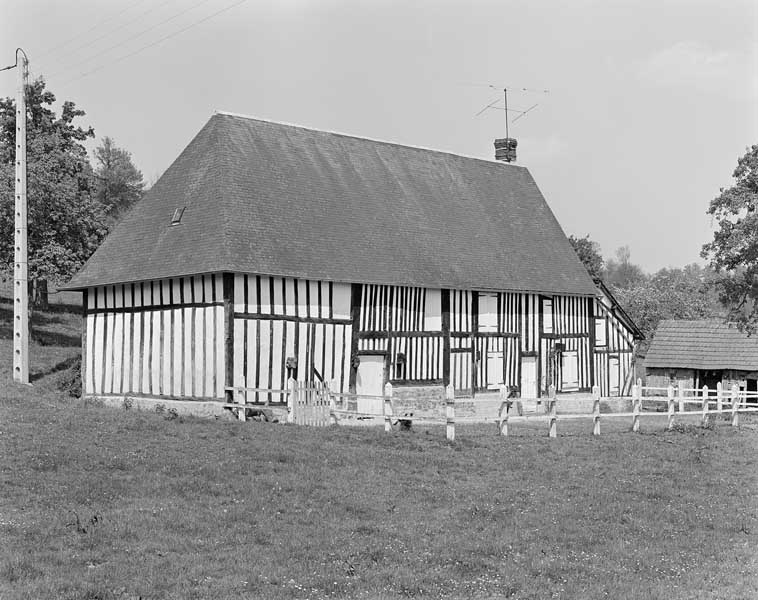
[486,351,504,389]
[356,355,385,415]
[521,356,537,398]
[609,357,620,396]
[561,351,579,391]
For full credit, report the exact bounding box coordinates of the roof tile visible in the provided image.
[646,319,758,370]
[66,113,597,295]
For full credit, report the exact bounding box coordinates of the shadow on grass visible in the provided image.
[30,355,79,382]
[0,295,81,315]
[0,324,80,347]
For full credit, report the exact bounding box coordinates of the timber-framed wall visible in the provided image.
[82,272,639,404]
[83,275,224,400]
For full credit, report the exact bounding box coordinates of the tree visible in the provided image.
[702,145,758,332]
[93,136,144,224]
[612,264,721,339]
[0,78,107,307]
[604,246,647,289]
[568,234,604,279]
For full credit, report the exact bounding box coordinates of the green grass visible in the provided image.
[1,294,757,599]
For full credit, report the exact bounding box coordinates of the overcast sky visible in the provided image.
[2,0,756,273]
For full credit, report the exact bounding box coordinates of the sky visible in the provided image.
[1,0,756,273]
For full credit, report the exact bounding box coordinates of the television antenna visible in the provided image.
[474,84,549,138]
[472,84,549,162]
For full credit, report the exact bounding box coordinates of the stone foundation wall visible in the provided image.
[391,385,446,418]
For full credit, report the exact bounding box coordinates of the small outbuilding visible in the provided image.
[645,319,758,392]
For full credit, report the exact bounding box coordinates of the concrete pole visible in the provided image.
[13,51,29,384]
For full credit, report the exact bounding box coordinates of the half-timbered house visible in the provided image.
[65,112,641,411]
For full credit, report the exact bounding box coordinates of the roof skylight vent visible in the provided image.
[170,207,186,226]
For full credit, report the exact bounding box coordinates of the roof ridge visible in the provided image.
[213,110,526,171]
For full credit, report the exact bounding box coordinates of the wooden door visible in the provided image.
[561,351,579,391]
[356,355,385,414]
[521,356,537,398]
[486,351,504,390]
[609,356,620,396]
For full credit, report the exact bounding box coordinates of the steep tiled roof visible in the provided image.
[645,319,758,370]
[65,112,597,295]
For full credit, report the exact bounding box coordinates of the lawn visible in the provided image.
[1,295,757,599]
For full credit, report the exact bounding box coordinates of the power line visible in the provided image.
[39,0,177,72]
[56,0,248,90]
[35,0,151,61]
[48,0,214,80]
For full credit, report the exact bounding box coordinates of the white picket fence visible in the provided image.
[223,379,386,426]
[495,379,758,438]
[223,378,758,440]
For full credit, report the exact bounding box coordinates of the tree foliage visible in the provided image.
[93,136,144,224]
[568,234,604,279]
[0,78,107,291]
[701,144,758,332]
[611,264,720,339]
[604,246,646,290]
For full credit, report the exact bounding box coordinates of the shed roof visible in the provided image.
[645,319,758,370]
[65,112,597,295]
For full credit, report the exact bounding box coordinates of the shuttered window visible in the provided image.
[595,318,606,346]
[543,299,553,333]
[478,293,498,332]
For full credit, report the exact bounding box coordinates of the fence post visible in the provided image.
[592,385,601,436]
[384,382,393,433]
[632,382,640,433]
[498,385,509,437]
[731,383,740,428]
[716,382,723,413]
[235,387,246,422]
[287,378,296,424]
[667,384,675,430]
[548,385,557,438]
[446,383,455,442]
[678,381,684,413]
[701,385,709,427]
[328,382,338,426]
[332,379,340,410]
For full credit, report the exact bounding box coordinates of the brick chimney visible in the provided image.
[494,138,517,162]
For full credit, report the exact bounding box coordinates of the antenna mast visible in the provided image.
[504,88,509,139]
[473,83,549,163]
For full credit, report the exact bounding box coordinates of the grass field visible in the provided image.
[1,294,757,599]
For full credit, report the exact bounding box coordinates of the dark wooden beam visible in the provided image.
[81,289,88,397]
[223,273,234,403]
[588,297,596,390]
[348,283,362,392]
[441,289,450,386]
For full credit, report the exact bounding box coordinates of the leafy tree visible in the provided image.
[613,264,721,339]
[93,136,144,224]
[0,77,107,307]
[604,246,647,289]
[568,234,604,279]
[702,144,758,332]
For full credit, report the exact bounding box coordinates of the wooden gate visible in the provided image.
[291,381,331,426]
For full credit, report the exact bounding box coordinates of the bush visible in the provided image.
[56,355,82,398]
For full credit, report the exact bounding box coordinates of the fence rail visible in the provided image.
[222,378,758,440]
